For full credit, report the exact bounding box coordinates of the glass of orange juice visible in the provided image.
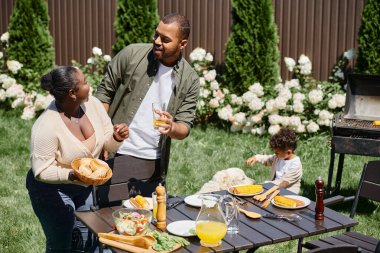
[152,191,158,221]
[196,220,227,247]
[152,102,166,129]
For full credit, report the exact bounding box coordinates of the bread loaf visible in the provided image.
[78,165,92,176]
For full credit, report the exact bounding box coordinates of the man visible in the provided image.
[96,13,200,196]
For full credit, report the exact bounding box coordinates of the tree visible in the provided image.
[223,0,280,95]
[113,0,159,55]
[5,0,54,91]
[355,0,380,74]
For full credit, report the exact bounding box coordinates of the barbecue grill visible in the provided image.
[327,73,380,196]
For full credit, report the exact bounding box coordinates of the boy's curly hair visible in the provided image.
[270,128,297,151]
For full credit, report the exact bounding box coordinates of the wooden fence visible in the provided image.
[0,0,365,81]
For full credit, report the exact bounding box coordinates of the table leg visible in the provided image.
[297,238,304,253]
[326,148,336,197]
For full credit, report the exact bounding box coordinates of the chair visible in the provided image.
[303,160,380,253]
[74,155,161,252]
[306,244,359,253]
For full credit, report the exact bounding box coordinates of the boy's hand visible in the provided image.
[246,156,257,167]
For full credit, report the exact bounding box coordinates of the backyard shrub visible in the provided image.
[4,0,54,91]
[223,0,280,96]
[112,0,159,55]
[355,0,380,74]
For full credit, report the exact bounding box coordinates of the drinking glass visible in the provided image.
[152,102,166,129]
[152,191,158,222]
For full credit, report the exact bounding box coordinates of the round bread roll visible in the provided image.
[90,159,109,172]
[79,158,93,168]
[78,165,92,176]
[89,167,108,178]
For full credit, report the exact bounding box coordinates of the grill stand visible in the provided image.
[326,135,380,196]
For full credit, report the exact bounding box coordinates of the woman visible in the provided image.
[26,66,128,252]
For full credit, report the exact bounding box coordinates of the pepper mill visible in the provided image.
[155,183,166,230]
[315,176,324,220]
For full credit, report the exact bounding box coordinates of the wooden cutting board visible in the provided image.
[99,237,181,253]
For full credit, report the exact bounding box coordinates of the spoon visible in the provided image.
[235,205,261,219]
[98,233,156,249]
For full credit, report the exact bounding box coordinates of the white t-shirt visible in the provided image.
[274,156,302,180]
[117,63,174,159]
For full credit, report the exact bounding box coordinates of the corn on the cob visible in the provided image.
[274,196,304,207]
[373,121,380,126]
[232,184,263,194]
[130,195,150,209]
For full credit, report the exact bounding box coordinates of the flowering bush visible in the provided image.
[71,46,111,89]
[190,47,351,136]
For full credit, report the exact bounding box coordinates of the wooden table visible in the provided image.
[75,183,358,253]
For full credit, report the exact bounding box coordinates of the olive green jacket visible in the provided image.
[96,43,200,179]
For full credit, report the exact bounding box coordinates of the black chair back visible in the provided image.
[306,244,358,253]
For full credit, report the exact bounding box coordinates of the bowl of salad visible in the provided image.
[112,208,152,236]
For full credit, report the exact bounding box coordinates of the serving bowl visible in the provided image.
[112,208,152,236]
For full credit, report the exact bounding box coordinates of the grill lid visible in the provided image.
[344,73,380,121]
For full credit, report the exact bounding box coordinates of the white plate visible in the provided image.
[271,195,311,209]
[227,184,264,197]
[123,197,153,210]
[167,220,196,237]
[184,194,202,207]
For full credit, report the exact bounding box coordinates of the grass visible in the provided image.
[0,110,379,253]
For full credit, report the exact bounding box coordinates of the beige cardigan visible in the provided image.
[30,96,121,184]
[255,154,303,194]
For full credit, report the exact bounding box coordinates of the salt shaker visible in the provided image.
[155,183,167,229]
[315,176,324,220]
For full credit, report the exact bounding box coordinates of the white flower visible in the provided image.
[11,97,24,108]
[222,88,229,94]
[300,62,312,75]
[87,57,94,64]
[295,124,306,133]
[268,124,281,135]
[334,69,344,80]
[213,89,225,100]
[242,91,257,103]
[343,49,355,60]
[231,123,243,132]
[278,88,292,100]
[0,74,8,83]
[204,70,216,82]
[281,116,290,127]
[199,77,206,87]
[249,112,264,124]
[196,100,205,109]
[285,79,300,90]
[7,60,23,74]
[308,89,323,104]
[242,124,253,134]
[189,47,206,62]
[6,84,25,98]
[193,63,203,72]
[317,118,331,127]
[293,101,304,113]
[205,52,213,62]
[2,77,16,89]
[0,89,6,101]
[210,80,219,90]
[293,92,305,101]
[274,83,284,92]
[33,94,50,111]
[328,94,345,109]
[23,94,34,107]
[284,57,296,72]
[306,121,320,133]
[235,112,247,124]
[199,87,210,98]
[92,47,102,56]
[218,105,233,121]
[319,110,333,120]
[209,98,219,108]
[298,54,311,65]
[0,52,3,59]
[248,83,264,97]
[1,32,9,42]
[265,99,277,113]
[103,55,111,62]
[251,125,266,135]
[21,106,36,120]
[269,114,282,125]
[231,94,243,105]
[274,96,287,110]
[248,97,264,111]
[289,116,302,127]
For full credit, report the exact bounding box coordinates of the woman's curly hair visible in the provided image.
[270,128,297,151]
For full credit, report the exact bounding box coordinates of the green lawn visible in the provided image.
[0,110,378,252]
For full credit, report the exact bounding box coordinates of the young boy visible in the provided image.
[246,128,302,194]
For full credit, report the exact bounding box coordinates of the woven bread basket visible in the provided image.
[71,158,112,186]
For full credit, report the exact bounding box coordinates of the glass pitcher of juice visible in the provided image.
[195,194,237,247]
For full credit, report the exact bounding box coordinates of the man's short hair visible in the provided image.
[161,13,190,40]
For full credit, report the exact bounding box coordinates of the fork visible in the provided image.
[263,213,302,222]
[254,185,279,202]
[261,190,280,208]
[234,196,248,205]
